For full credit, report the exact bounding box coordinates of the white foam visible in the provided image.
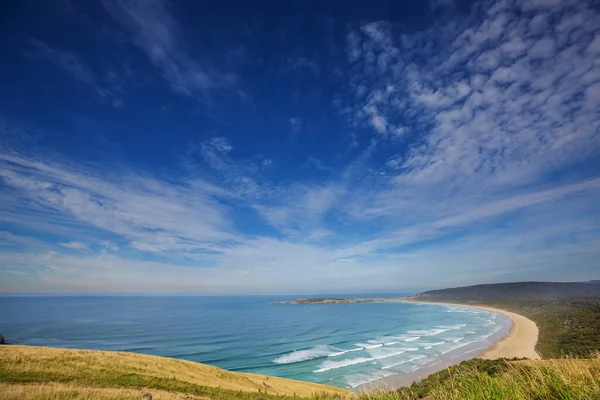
[381,360,408,369]
[273,345,336,364]
[367,347,417,361]
[381,355,428,370]
[437,324,467,330]
[314,357,375,372]
[422,341,445,349]
[407,328,449,336]
[327,347,363,357]
[345,370,395,388]
[356,343,384,349]
[384,341,398,346]
[403,336,420,342]
[439,342,471,355]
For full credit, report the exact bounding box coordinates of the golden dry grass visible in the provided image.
[0,346,351,399]
[0,382,210,400]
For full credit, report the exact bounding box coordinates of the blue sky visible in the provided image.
[1,0,599,294]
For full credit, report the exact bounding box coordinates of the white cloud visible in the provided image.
[61,241,88,250]
[529,37,556,58]
[3,0,600,293]
[588,33,600,54]
[345,0,600,192]
[205,137,232,153]
[0,152,234,255]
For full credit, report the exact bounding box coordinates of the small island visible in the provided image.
[275,297,407,305]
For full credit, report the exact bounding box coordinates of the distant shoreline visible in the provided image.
[360,300,541,391]
[402,300,540,360]
[277,297,540,360]
[278,296,541,391]
[274,297,406,305]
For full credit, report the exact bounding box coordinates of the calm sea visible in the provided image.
[0,295,510,389]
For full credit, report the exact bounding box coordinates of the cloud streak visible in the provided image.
[2,0,600,293]
[0,152,234,256]
[103,0,234,96]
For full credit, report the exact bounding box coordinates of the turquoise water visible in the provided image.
[0,296,510,389]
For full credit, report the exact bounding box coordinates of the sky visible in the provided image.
[1,0,599,294]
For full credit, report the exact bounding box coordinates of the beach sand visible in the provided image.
[357,301,540,392]
[468,304,540,360]
[403,301,540,360]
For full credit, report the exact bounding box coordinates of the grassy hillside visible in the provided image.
[411,282,600,358]
[2,346,599,400]
[360,356,600,400]
[481,299,600,358]
[0,345,350,400]
[413,282,600,301]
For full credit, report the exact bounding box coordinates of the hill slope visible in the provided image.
[410,282,600,358]
[0,345,350,400]
[362,357,600,400]
[412,281,600,302]
[2,346,599,400]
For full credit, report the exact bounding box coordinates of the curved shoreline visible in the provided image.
[358,301,540,392]
[404,301,540,360]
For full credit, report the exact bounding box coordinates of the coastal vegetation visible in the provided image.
[411,282,600,358]
[411,281,600,302]
[478,299,600,358]
[2,346,600,399]
[360,356,600,400]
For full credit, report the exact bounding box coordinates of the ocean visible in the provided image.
[0,295,510,389]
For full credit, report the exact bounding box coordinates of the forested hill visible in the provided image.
[412,281,600,302]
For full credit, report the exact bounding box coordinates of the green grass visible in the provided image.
[0,346,350,400]
[358,356,600,400]
[477,299,600,358]
[0,368,289,400]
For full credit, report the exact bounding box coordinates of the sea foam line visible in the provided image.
[315,348,418,372]
[314,357,375,372]
[328,347,363,357]
[407,328,450,336]
[273,345,337,364]
[381,355,427,370]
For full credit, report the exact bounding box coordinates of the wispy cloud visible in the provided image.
[103,0,234,96]
[343,0,600,216]
[0,152,235,256]
[30,39,95,85]
[2,0,600,293]
[29,39,124,106]
[60,241,88,250]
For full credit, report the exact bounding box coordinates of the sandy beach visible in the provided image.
[360,301,541,391]
[415,302,541,360]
